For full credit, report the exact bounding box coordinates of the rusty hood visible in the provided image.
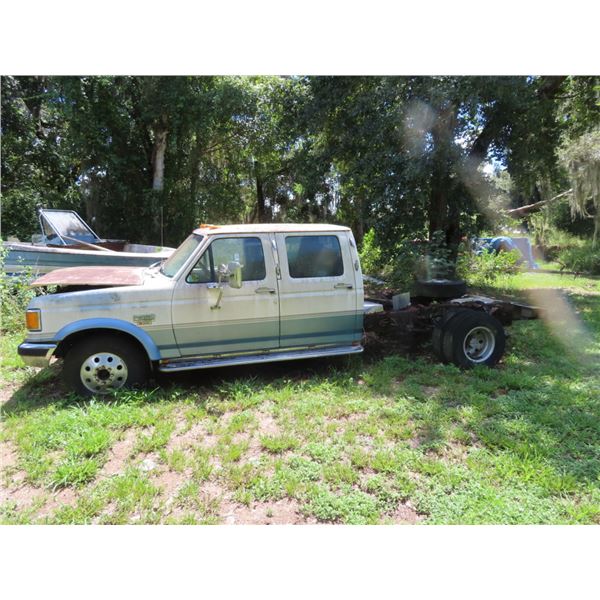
[31,266,146,288]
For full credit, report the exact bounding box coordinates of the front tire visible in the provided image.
[63,334,149,396]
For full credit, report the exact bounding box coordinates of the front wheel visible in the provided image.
[439,309,506,368]
[63,334,150,396]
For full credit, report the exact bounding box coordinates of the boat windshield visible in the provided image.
[160,234,204,278]
[40,210,100,245]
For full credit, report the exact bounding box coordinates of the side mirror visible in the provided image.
[227,261,243,289]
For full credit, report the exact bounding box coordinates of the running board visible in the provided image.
[158,345,363,373]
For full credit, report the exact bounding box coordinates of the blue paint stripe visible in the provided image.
[159,335,279,350]
[159,328,363,351]
[280,329,362,340]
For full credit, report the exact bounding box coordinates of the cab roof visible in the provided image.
[193,223,351,236]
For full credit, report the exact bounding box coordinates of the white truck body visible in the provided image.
[19,224,371,383]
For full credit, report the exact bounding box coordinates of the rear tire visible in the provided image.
[431,325,444,359]
[431,310,463,361]
[440,309,506,368]
[63,334,149,396]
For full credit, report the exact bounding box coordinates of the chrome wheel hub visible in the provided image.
[80,352,128,394]
[463,326,495,363]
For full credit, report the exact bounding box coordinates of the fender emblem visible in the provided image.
[133,314,156,326]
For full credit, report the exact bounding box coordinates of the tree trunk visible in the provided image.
[428,185,447,238]
[152,116,169,191]
[428,105,457,243]
[255,161,267,222]
[190,136,203,219]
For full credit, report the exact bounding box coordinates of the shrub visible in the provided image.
[0,243,36,334]
[413,230,456,281]
[557,243,600,275]
[457,246,521,287]
[358,229,382,276]
[359,229,454,291]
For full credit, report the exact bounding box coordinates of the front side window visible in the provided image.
[187,236,266,283]
[160,234,204,278]
[285,235,344,278]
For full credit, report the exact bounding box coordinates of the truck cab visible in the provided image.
[19,224,368,395]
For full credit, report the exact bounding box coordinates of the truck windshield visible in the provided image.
[160,234,203,278]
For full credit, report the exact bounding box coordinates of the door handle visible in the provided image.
[334,283,353,289]
[255,287,276,294]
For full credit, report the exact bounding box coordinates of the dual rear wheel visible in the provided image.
[432,309,506,368]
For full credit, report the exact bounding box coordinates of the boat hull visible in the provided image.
[2,242,174,276]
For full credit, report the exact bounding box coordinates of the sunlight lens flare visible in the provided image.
[525,288,597,366]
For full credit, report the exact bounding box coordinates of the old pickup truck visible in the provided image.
[18,223,524,396]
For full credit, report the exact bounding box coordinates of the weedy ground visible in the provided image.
[1,272,598,525]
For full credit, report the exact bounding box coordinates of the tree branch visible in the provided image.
[467,76,567,165]
[506,189,572,218]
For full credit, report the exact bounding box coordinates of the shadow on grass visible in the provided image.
[0,355,363,418]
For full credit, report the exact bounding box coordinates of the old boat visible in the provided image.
[2,209,174,276]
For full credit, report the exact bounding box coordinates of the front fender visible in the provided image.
[54,318,161,361]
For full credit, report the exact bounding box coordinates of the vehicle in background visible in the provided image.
[2,208,173,276]
[474,236,539,269]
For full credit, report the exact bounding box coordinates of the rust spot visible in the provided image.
[31,266,146,288]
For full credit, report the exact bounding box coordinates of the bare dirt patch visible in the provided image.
[0,478,47,512]
[38,487,78,518]
[167,419,216,452]
[98,428,137,477]
[153,467,187,503]
[0,438,19,471]
[390,501,423,524]
[421,386,440,397]
[221,497,309,525]
[0,439,38,510]
[0,382,19,406]
[255,412,280,437]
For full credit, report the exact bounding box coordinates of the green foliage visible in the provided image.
[303,486,380,524]
[133,419,175,454]
[414,230,456,280]
[1,77,82,241]
[0,243,36,334]
[360,228,458,289]
[557,242,600,275]
[51,458,100,489]
[457,247,521,287]
[3,75,596,253]
[559,127,600,245]
[357,229,382,275]
[260,434,299,454]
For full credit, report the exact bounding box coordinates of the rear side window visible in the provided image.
[187,236,266,283]
[285,235,344,278]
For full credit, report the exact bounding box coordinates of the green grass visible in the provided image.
[1,271,598,524]
[486,269,600,295]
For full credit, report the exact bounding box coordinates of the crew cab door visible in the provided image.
[171,234,280,357]
[274,231,361,348]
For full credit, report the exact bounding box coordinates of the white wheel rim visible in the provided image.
[80,352,128,394]
[462,326,495,363]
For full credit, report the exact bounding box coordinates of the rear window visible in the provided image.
[285,235,344,278]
